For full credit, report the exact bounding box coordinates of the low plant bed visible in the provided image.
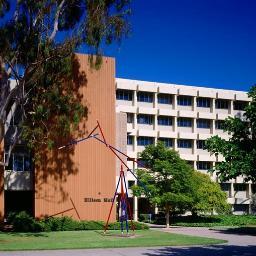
[0,230,226,251]
[152,215,256,227]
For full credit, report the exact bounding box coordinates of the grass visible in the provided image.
[150,215,256,227]
[0,230,226,251]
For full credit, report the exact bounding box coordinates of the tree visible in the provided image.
[0,0,131,163]
[205,85,256,182]
[190,171,230,216]
[132,142,194,228]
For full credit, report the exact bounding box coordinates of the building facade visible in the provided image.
[115,78,255,218]
[0,54,254,221]
[0,54,118,221]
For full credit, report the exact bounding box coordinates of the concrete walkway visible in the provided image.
[0,227,255,256]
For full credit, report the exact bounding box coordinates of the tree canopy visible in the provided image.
[0,0,131,163]
[190,171,230,215]
[205,86,256,182]
[132,142,194,228]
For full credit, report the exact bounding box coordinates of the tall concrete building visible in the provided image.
[115,78,255,219]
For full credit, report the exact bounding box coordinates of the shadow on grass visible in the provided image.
[143,245,256,256]
[2,232,48,237]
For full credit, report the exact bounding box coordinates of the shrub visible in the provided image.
[8,211,43,232]
[7,213,149,232]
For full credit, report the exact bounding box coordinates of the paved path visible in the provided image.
[0,227,255,256]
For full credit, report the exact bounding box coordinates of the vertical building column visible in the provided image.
[173,116,177,133]
[193,139,197,155]
[230,182,235,198]
[193,161,197,170]
[211,98,216,114]
[173,95,177,110]
[193,96,197,112]
[212,119,216,134]
[229,100,234,115]
[133,90,137,108]
[173,138,178,151]
[154,92,158,134]
[193,118,197,133]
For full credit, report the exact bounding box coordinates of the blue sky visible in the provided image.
[102,0,256,91]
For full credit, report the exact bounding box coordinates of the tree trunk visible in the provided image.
[165,205,170,228]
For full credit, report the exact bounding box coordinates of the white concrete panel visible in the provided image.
[197,88,217,98]
[138,82,157,92]
[158,83,178,94]
[158,108,177,116]
[216,112,230,120]
[116,79,137,91]
[178,87,197,96]
[178,132,197,139]
[198,112,216,119]
[198,154,216,161]
[158,131,177,138]
[178,110,197,118]
[138,107,157,114]
[138,129,157,137]
[198,133,213,140]
[117,105,136,113]
[217,90,235,100]
[235,93,250,101]
[179,153,197,161]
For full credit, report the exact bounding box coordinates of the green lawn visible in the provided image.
[0,230,226,251]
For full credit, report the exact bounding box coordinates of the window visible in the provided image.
[220,183,230,192]
[234,184,246,191]
[127,135,133,145]
[5,148,32,172]
[197,119,211,129]
[215,99,229,109]
[177,139,192,148]
[137,92,153,103]
[177,118,192,127]
[116,89,133,101]
[137,159,147,168]
[197,140,206,149]
[177,96,192,106]
[158,116,172,126]
[158,138,173,147]
[233,204,248,213]
[197,161,211,170]
[234,101,248,111]
[137,136,154,146]
[197,97,211,108]
[158,94,172,104]
[128,180,135,188]
[215,120,225,130]
[127,113,133,123]
[137,114,153,125]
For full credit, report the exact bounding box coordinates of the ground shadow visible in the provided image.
[211,226,256,236]
[143,245,256,256]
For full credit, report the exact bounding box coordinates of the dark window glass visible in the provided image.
[116,89,133,101]
[233,204,248,212]
[177,96,192,106]
[220,183,230,191]
[197,140,206,149]
[197,161,211,170]
[137,92,153,103]
[127,113,133,123]
[197,119,211,129]
[215,99,229,109]
[234,184,246,191]
[197,97,211,108]
[158,138,173,147]
[158,116,172,126]
[177,139,192,148]
[137,136,154,146]
[127,135,133,145]
[158,94,172,104]
[177,118,192,127]
[137,114,153,125]
[215,120,225,130]
[128,180,135,188]
[234,101,248,111]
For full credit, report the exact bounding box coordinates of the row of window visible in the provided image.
[116,90,248,110]
[128,136,209,150]
[131,114,224,129]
